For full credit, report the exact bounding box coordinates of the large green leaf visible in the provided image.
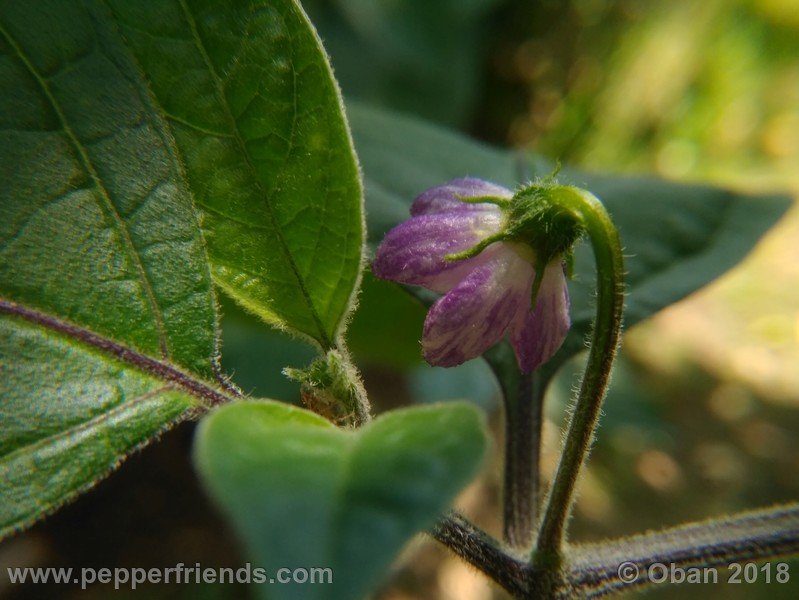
[348,102,792,367]
[302,0,502,127]
[195,400,487,600]
[105,0,364,349]
[0,312,197,537]
[0,1,228,536]
[1,0,366,536]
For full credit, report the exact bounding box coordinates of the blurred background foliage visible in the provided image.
[3,0,798,599]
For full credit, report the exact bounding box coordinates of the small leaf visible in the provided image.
[105,0,364,348]
[194,400,487,600]
[219,296,316,401]
[348,102,792,367]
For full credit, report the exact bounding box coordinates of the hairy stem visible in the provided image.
[432,512,530,597]
[503,371,535,548]
[485,345,554,550]
[568,502,799,597]
[433,505,799,599]
[534,187,625,566]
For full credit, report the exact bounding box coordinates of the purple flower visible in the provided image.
[372,177,571,373]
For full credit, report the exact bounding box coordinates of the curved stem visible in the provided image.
[431,504,799,599]
[533,186,625,566]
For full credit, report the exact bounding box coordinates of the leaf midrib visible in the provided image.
[175,0,333,349]
[0,22,171,360]
[0,298,235,407]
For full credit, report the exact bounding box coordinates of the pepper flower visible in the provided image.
[372,177,576,373]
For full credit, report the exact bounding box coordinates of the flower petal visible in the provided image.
[372,209,504,293]
[509,261,570,373]
[411,177,513,216]
[423,247,534,367]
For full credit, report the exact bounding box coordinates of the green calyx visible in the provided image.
[504,183,585,266]
[444,181,586,270]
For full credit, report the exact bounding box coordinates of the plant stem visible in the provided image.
[485,345,553,550]
[432,512,530,597]
[503,371,535,548]
[568,502,799,596]
[534,186,625,566]
[432,504,799,599]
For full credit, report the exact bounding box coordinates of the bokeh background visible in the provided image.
[2,0,797,598]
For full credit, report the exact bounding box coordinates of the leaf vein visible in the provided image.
[0,298,235,407]
[175,0,332,348]
[0,23,171,360]
[164,112,234,139]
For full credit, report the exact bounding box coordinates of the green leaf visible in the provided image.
[0,312,197,537]
[105,0,364,349]
[2,0,367,536]
[194,400,487,600]
[0,2,226,537]
[302,0,502,127]
[348,102,792,367]
[0,2,217,376]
